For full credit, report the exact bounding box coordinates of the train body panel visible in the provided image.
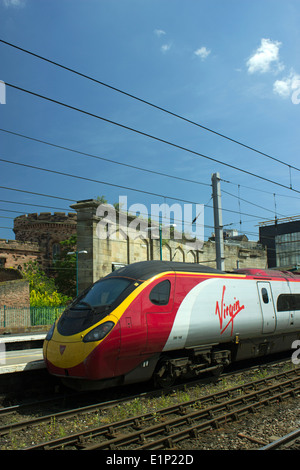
[43,261,300,390]
[140,273,176,354]
[163,277,282,350]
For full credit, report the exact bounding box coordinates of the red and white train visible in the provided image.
[43,261,300,390]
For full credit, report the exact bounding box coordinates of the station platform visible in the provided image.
[0,349,45,374]
[0,332,46,345]
[0,332,46,374]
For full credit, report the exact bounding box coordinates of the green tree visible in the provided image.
[96,195,108,204]
[23,260,71,307]
[52,235,77,298]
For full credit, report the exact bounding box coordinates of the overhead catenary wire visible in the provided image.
[1,191,280,247]
[0,156,281,220]
[0,188,281,241]
[2,128,300,205]
[221,188,286,218]
[1,39,300,175]
[0,222,280,273]
[0,128,211,188]
[0,152,294,242]
[0,199,294,267]
[2,178,290,250]
[1,128,294,222]
[0,207,286,250]
[238,184,242,231]
[2,42,299,269]
[5,82,300,196]
[0,184,76,203]
[3,217,299,249]
[0,222,268,257]
[1,51,299,240]
[0,155,210,205]
[2,149,296,241]
[1,84,298,228]
[0,198,71,212]
[221,178,300,200]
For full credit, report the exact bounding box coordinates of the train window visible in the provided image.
[261,288,269,304]
[149,280,171,306]
[58,277,135,336]
[277,294,300,312]
[78,278,133,308]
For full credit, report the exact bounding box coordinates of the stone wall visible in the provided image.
[201,239,267,271]
[13,212,77,270]
[0,279,30,308]
[0,204,267,297]
[0,239,40,271]
[0,268,23,282]
[71,199,267,293]
[0,279,30,327]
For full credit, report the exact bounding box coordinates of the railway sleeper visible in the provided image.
[133,418,143,430]
[189,428,198,439]
[105,426,119,439]
[178,405,187,415]
[165,437,174,448]
[164,424,172,435]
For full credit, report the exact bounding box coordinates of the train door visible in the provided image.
[257,282,276,333]
[115,293,146,377]
[142,276,176,354]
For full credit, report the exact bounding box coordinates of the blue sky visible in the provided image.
[1,0,300,246]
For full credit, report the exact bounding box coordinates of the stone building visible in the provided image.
[0,239,40,271]
[3,212,77,271]
[0,202,267,295]
[71,199,267,292]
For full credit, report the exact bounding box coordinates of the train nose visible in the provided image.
[45,337,96,370]
[44,316,120,380]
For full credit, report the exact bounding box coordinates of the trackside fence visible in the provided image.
[0,306,66,328]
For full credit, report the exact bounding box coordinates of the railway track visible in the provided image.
[260,428,300,450]
[0,370,225,435]
[0,354,291,420]
[15,366,299,450]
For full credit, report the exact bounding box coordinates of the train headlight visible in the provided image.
[83,321,114,343]
[45,323,55,341]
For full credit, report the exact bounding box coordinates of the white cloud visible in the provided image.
[154,29,166,37]
[153,29,171,53]
[246,38,300,104]
[194,46,211,60]
[2,0,25,7]
[246,38,284,74]
[273,70,300,98]
[161,44,171,53]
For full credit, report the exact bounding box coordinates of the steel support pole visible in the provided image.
[212,172,225,271]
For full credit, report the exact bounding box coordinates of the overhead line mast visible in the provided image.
[212,172,225,271]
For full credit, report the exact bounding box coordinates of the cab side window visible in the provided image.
[149,280,171,306]
[261,288,269,304]
[277,294,300,312]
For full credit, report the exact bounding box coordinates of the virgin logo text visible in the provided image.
[215,285,245,335]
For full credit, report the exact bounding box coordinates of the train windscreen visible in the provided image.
[76,278,132,309]
[57,277,136,336]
